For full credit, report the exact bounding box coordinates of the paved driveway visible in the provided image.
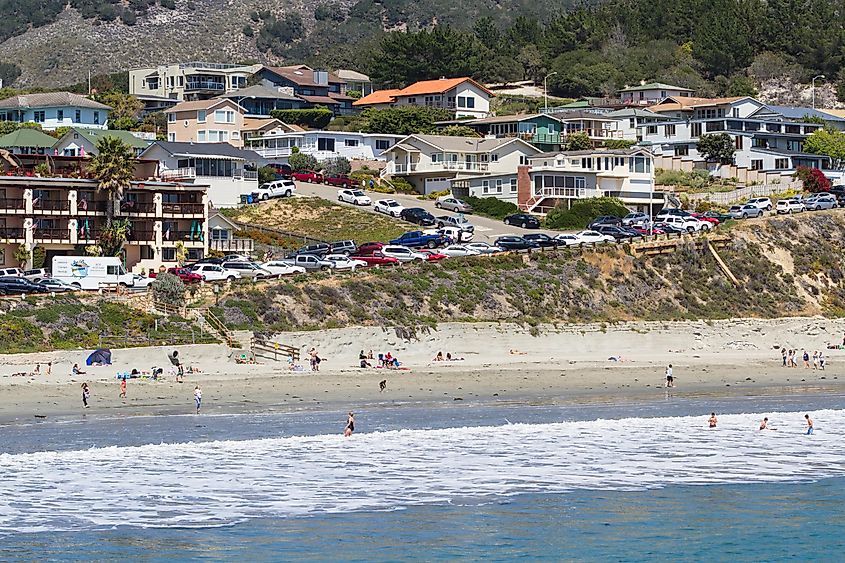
[292,181,561,241]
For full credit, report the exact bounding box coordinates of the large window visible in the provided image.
[93,111,99,125]
[629,156,651,173]
[57,110,64,122]
[375,139,390,150]
[33,111,45,123]
[750,160,763,170]
[197,110,207,123]
[195,158,235,177]
[457,96,475,109]
[344,139,359,147]
[774,158,789,169]
[214,110,234,124]
[197,130,206,142]
[318,138,335,151]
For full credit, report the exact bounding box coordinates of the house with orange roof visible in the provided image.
[354,77,493,118]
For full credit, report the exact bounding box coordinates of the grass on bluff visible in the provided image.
[229,196,407,245]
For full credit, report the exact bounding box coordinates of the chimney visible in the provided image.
[517,165,532,208]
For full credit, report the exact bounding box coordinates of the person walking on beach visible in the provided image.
[781,348,787,367]
[194,385,202,414]
[119,377,127,400]
[309,348,321,372]
[805,414,814,435]
[344,412,355,437]
[819,351,826,370]
[802,349,810,368]
[665,364,674,387]
[81,382,90,408]
[708,413,718,428]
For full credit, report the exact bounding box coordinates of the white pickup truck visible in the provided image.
[252,179,296,201]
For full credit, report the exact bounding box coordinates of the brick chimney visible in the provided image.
[517,165,532,208]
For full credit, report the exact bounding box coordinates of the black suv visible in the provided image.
[595,225,636,240]
[0,277,49,295]
[494,235,540,250]
[503,213,541,229]
[588,215,623,229]
[295,242,331,257]
[329,240,358,256]
[400,207,436,226]
[523,233,558,248]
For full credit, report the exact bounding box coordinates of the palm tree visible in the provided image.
[88,136,136,225]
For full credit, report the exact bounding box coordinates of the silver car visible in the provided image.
[805,194,838,211]
[435,196,472,213]
[220,261,274,279]
[728,204,763,219]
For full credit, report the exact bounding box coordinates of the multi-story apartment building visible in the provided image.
[618,82,695,105]
[256,65,355,115]
[0,92,111,131]
[165,98,245,147]
[129,62,261,102]
[0,155,208,272]
[244,130,403,161]
[354,78,493,119]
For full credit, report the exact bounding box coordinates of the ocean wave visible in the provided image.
[0,409,841,533]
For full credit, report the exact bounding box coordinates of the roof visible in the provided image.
[219,84,302,102]
[650,96,749,112]
[335,69,371,82]
[603,108,663,118]
[754,105,845,122]
[298,94,340,105]
[0,128,57,148]
[400,134,533,153]
[141,141,262,161]
[531,148,648,159]
[461,113,544,125]
[208,210,240,229]
[242,117,301,132]
[823,109,845,119]
[165,98,238,113]
[261,65,343,87]
[0,92,111,111]
[353,89,402,106]
[547,109,616,121]
[618,82,693,93]
[65,128,150,149]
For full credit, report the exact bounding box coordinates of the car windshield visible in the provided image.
[352,191,365,196]
[387,201,399,206]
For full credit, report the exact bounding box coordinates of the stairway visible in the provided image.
[191,307,238,348]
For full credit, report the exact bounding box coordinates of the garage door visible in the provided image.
[424,177,451,195]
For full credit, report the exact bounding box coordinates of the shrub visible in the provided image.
[270,108,333,129]
[389,177,417,194]
[544,197,630,229]
[794,166,832,193]
[422,189,451,200]
[152,273,186,306]
[289,152,319,172]
[464,196,520,219]
[321,156,352,176]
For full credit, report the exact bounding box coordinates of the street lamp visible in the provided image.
[544,72,558,112]
[812,75,825,109]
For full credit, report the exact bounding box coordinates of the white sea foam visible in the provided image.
[0,409,843,533]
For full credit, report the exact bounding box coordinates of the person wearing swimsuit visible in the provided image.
[344,412,355,437]
[805,414,814,435]
[760,417,769,430]
[708,413,717,428]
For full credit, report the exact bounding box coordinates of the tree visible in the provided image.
[436,125,480,137]
[564,132,593,151]
[794,166,832,193]
[152,272,186,306]
[257,166,276,184]
[89,137,136,226]
[289,152,319,172]
[363,106,452,135]
[94,91,142,128]
[697,133,736,163]
[321,156,351,176]
[804,129,845,169]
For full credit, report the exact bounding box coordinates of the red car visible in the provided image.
[691,212,720,225]
[292,170,324,183]
[350,252,399,266]
[150,267,204,283]
[356,241,385,255]
[419,249,448,261]
[323,174,355,189]
[633,226,665,235]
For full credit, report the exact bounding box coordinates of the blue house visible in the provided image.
[0,92,111,131]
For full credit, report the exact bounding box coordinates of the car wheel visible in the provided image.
[427,240,437,249]
[342,183,349,189]
[435,202,441,208]
[227,276,235,282]
[504,218,511,225]
[788,209,792,214]
[766,205,772,211]
[321,266,329,271]
[521,222,527,229]
[742,213,748,219]
[261,194,268,201]
[687,227,695,233]
[338,196,343,201]
[285,190,292,197]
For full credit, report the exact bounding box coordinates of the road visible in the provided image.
[291,181,561,242]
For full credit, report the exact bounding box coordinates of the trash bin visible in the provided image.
[240,194,249,205]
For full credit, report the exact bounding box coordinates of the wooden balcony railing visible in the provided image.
[128,230,156,242]
[33,199,70,211]
[162,203,205,215]
[77,200,108,212]
[35,228,70,241]
[120,201,156,213]
[163,230,204,242]
[0,227,25,239]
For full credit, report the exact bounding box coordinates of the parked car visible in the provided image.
[503,213,541,229]
[436,214,474,233]
[400,207,436,226]
[329,240,358,256]
[439,244,482,258]
[659,215,710,232]
[690,212,720,225]
[621,212,650,227]
[374,199,405,217]
[728,204,764,219]
[0,267,23,277]
[746,197,773,211]
[553,233,582,246]
[655,208,693,221]
[356,242,385,256]
[38,278,77,292]
[434,225,474,243]
[652,222,686,234]
[523,233,559,248]
[380,245,428,262]
[131,275,156,289]
[702,211,733,223]
[389,230,447,249]
[338,189,372,206]
[190,264,241,282]
[193,257,224,265]
[350,252,399,266]
[261,261,306,276]
[291,170,323,183]
[283,254,335,271]
[632,226,665,235]
[776,197,806,214]
[589,215,623,229]
[0,276,49,295]
[435,196,472,213]
[324,174,355,189]
[324,254,368,271]
[222,254,252,262]
[267,163,292,177]
[595,225,638,240]
[22,268,49,282]
[221,261,273,279]
[418,249,449,261]
[464,242,504,254]
[575,230,615,244]
[252,179,296,200]
[149,267,203,283]
[295,243,331,257]
[804,193,838,211]
[494,235,539,250]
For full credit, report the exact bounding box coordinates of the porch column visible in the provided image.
[24,189,33,214]
[69,219,79,245]
[154,192,163,216]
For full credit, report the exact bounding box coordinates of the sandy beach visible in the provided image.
[1,317,844,422]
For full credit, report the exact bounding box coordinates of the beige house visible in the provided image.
[166,99,245,147]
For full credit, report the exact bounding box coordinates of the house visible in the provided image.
[334,69,374,97]
[165,98,245,147]
[0,153,209,272]
[140,141,262,208]
[648,96,764,120]
[381,134,541,194]
[546,110,632,144]
[0,129,58,155]
[748,105,845,131]
[257,65,355,115]
[0,92,111,131]
[53,128,151,157]
[600,108,664,142]
[353,78,494,118]
[129,62,262,102]
[245,130,404,162]
[208,210,253,254]
[452,114,566,151]
[241,117,302,142]
[619,83,695,105]
[218,84,307,117]
[450,148,662,213]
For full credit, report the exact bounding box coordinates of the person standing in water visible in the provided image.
[708,413,718,428]
[760,417,770,430]
[665,364,674,387]
[194,385,202,414]
[344,412,355,437]
[805,414,814,434]
[81,382,91,408]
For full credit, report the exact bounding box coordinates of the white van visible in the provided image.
[51,256,136,290]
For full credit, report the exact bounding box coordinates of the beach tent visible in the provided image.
[86,348,112,366]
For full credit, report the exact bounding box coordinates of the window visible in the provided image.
[232,131,240,139]
[197,110,207,123]
[375,139,390,150]
[490,153,498,162]
[752,138,768,148]
[93,111,99,125]
[168,113,176,123]
[734,136,743,150]
[674,145,689,157]
[318,138,335,151]
[629,156,650,173]
[495,179,503,193]
[510,178,517,193]
[197,130,206,142]
[33,111,45,123]
[57,110,64,121]
[107,265,119,275]
[168,132,176,142]
[344,139,359,147]
[465,97,475,109]
[750,159,763,170]
[665,124,676,137]
[646,125,657,135]
[732,108,740,117]
[691,123,702,137]
[774,158,789,169]
[211,229,230,241]
[162,248,176,261]
[408,97,416,104]
[481,180,489,194]
[661,91,667,98]
[457,96,467,108]
[519,155,528,165]
[214,110,234,124]
[787,140,801,151]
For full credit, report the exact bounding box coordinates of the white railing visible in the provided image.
[439,161,489,172]
[161,167,196,180]
[389,163,417,174]
[250,147,294,158]
[242,170,258,180]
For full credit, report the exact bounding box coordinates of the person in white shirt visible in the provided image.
[665,364,674,387]
[194,386,202,414]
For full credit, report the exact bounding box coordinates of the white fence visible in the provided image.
[685,182,801,204]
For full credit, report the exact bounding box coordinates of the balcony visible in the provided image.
[0,227,25,241]
[119,201,156,215]
[161,168,197,181]
[185,80,225,92]
[77,200,108,214]
[439,161,489,172]
[33,199,71,213]
[34,228,70,242]
[251,147,293,158]
[0,198,25,213]
[162,202,205,216]
[163,230,205,245]
[210,237,254,253]
[390,163,418,174]
[127,230,156,243]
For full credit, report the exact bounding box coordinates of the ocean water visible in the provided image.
[2,395,844,561]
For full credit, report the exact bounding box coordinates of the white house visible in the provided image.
[354,77,493,118]
[245,130,404,161]
[53,128,151,157]
[382,134,541,194]
[618,82,694,105]
[648,96,765,120]
[0,92,111,131]
[140,141,262,208]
